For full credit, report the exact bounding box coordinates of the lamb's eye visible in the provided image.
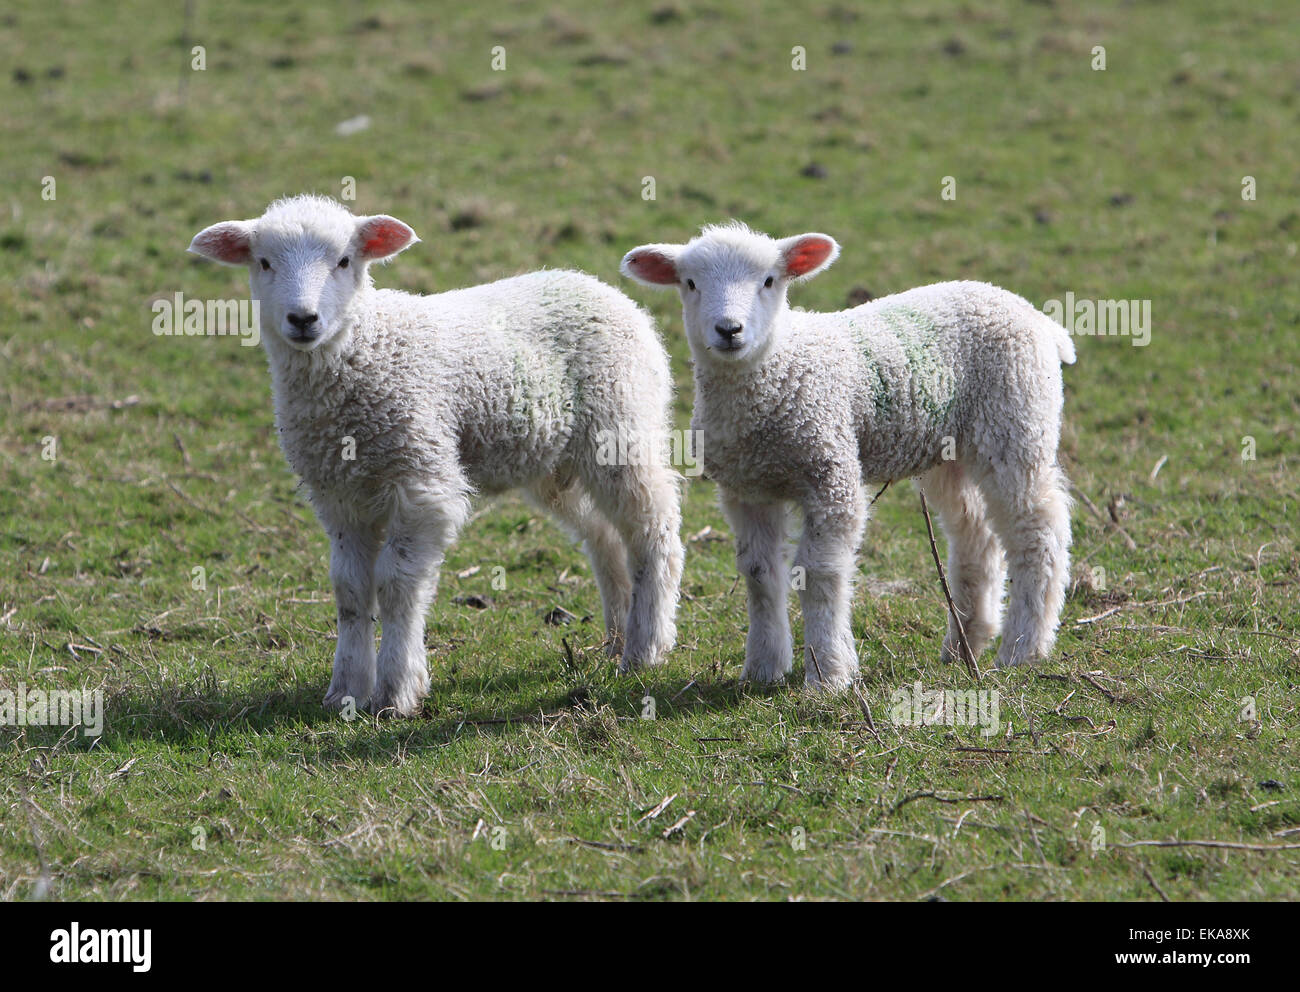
[338,256,350,269]
[686,279,696,291]
[259,258,270,271]
[764,276,774,288]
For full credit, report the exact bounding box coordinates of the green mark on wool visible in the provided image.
[851,317,895,423]
[866,304,956,423]
[867,362,893,422]
[509,349,575,438]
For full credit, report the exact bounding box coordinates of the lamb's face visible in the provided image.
[190,196,418,353]
[675,240,789,363]
[249,225,364,350]
[622,225,840,367]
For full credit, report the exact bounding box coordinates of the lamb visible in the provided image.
[189,195,683,715]
[621,223,1075,689]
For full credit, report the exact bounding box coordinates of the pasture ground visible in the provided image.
[1,0,1297,899]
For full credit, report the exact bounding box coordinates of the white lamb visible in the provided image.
[189,195,683,715]
[622,223,1075,689]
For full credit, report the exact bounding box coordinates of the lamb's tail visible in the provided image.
[1038,309,1076,365]
[972,282,1077,366]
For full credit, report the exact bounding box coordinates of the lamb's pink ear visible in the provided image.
[356,215,418,261]
[188,221,254,266]
[778,233,840,282]
[620,245,681,287]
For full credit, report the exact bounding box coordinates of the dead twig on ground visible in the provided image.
[1113,839,1300,852]
[919,491,979,680]
[889,790,1004,815]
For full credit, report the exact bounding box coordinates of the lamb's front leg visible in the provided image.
[795,486,866,690]
[323,526,381,711]
[721,492,792,683]
[371,498,465,717]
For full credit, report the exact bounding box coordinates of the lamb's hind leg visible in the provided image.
[588,460,684,671]
[528,473,632,656]
[371,488,470,716]
[982,464,1072,668]
[918,461,1005,664]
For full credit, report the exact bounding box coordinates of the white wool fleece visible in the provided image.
[191,195,684,715]
[623,222,1075,688]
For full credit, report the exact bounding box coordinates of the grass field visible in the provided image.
[1,0,1297,901]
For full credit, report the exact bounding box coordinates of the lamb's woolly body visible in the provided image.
[694,281,1074,498]
[193,196,683,715]
[622,224,1075,688]
[269,271,669,515]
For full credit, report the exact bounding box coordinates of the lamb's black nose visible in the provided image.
[287,311,318,330]
[715,319,743,339]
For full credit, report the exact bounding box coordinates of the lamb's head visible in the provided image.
[189,195,418,352]
[622,223,839,365]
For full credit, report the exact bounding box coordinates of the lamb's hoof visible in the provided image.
[803,671,857,693]
[801,646,858,691]
[368,672,429,718]
[740,671,788,686]
[739,657,792,684]
[994,643,1043,669]
[617,651,667,674]
[943,629,993,665]
[994,653,1040,670]
[941,640,980,666]
[618,628,675,672]
[324,685,370,713]
[368,689,425,718]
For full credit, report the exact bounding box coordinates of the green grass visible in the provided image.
[1,0,1297,901]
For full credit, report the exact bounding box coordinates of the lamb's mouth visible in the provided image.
[285,329,322,348]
